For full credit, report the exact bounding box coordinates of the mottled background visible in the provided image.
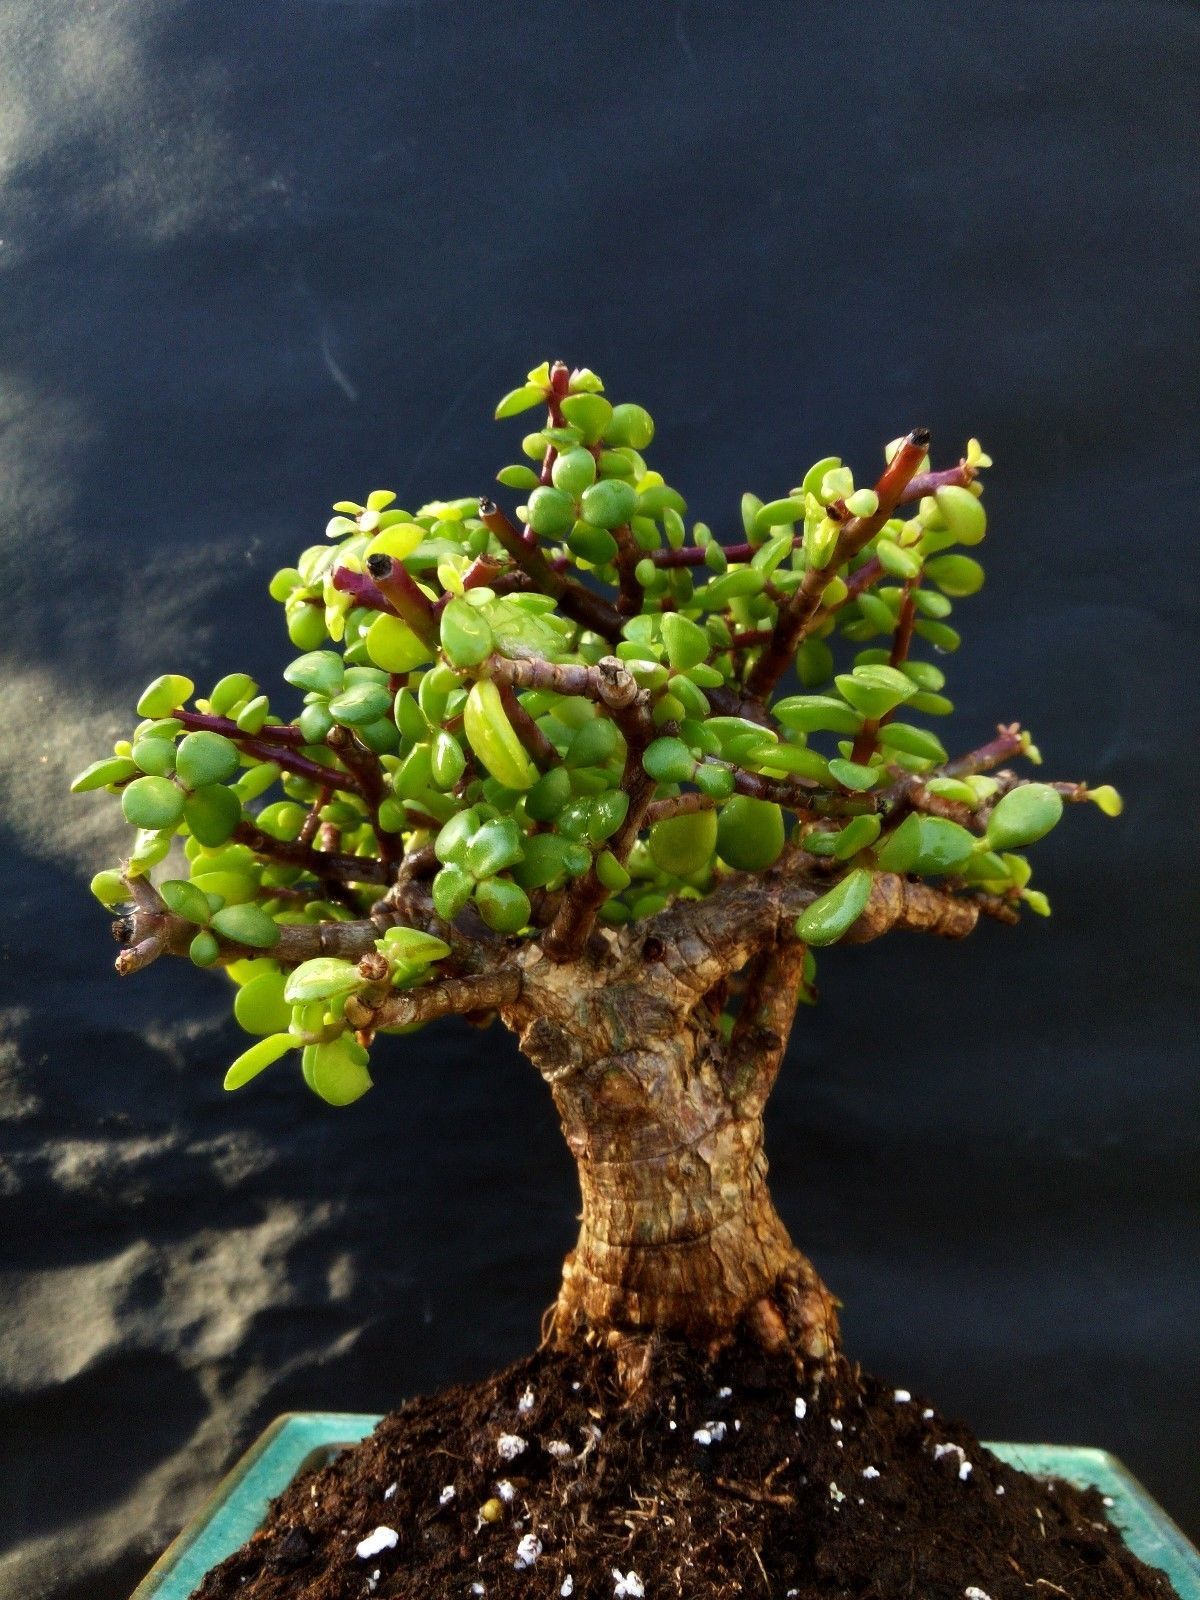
[1,3,1197,1596]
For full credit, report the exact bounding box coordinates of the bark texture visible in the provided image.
[501,934,839,1361]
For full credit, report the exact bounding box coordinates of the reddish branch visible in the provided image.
[643,791,716,825]
[326,727,402,867]
[242,739,357,793]
[497,682,556,767]
[364,555,439,647]
[233,820,390,884]
[173,712,359,803]
[298,785,332,846]
[175,709,305,746]
[648,462,972,570]
[944,722,1028,778]
[477,499,623,642]
[331,564,396,618]
[849,580,919,766]
[745,430,932,701]
[611,523,642,615]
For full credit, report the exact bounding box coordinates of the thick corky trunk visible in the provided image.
[501,945,839,1360]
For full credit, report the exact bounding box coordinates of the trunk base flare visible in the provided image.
[550,1114,839,1361]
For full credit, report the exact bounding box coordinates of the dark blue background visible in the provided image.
[0,4,1197,1596]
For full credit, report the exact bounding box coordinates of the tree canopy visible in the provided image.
[74,360,1121,1106]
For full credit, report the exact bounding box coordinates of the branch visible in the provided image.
[647,462,974,569]
[849,578,919,766]
[745,429,931,700]
[943,722,1028,779]
[497,682,556,767]
[706,757,819,809]
[112,876,390,976]
[878,724,1030,825]
[483,652,641,713]
[331,563,395,617]
[242,738,360,793]
[477,499,624,642]
[176,709,305,747]
[344,967,522,1034]
[172,715,353,793]
[232,821,390,885]
[724,939,810,1115]
[363,554,439,647]
[839,873,985,943]
[326,726,402,869]
[611,522,641,615]
[641,854,996,998]
[643,791,716,826]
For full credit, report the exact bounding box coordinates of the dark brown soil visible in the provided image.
[196,1338,1179,1600]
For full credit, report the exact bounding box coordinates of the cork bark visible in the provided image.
[501,929,839,1359]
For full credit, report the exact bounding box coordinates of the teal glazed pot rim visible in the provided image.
[131,1415,1200,1600]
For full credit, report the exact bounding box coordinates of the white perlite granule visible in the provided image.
[496,1433,528,1462]
[518,1387,535,1413]
[561,1578,575,1597]
[894,1389,912,1403]
[355,1527,398,1559]
[439,1484,456,1505]
[613,1571,645,1598]
[693,1420,727,1445]
[964,1589,993,1600]
[794,1396,807,1420]
[514,1533,542,1570]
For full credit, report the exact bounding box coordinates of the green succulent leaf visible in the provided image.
[643,737,695,784]
[176,731,240,789]
[72,756,138,793]
[234,971,291,1035]
[717,796,785,871]
[159,879,212,924]
[794,868,874,946]
[284,957,366,1003]
[122,776,185,831]
[210,903,280,950]
[875,814,978,875]
[184,784,242,848]
[304,1037,373,1106]
[985,783,1064,850]
[495,384,547,420]
[224,1033,295,1091]
[136,675,194,718]
[474,877,532,933]
[934,485,987,545]
[440,598,494,668]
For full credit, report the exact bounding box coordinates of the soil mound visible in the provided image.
[198,1338,1177,1600]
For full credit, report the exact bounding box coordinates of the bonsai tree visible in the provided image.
[74,361,1131,1596]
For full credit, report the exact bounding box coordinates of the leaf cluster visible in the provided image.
[75,360,1121,1102]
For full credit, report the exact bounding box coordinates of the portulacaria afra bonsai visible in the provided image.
[76,360,1120,1363]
